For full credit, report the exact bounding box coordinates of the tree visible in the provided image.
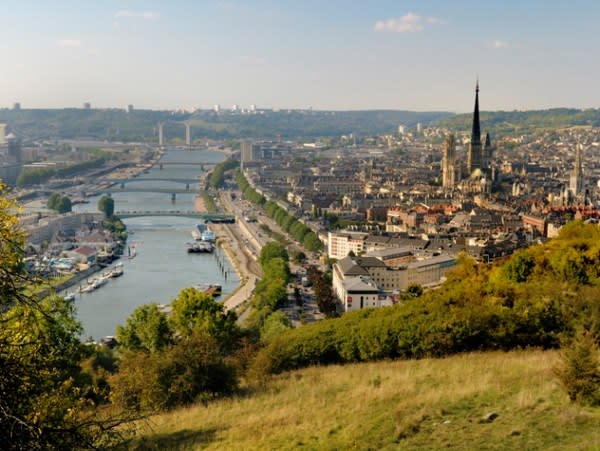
[57,195,72,213]
[0,182,121,449]
[47,192,61,210]
[554,329,600,406]
[258,241,289,266]
[169,288,240,352]
[405,283,424,299]
[116,303,172,353]
[98,194,115,219]
[109,332,237,412]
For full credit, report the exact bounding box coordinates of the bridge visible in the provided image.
[111,177,201,184]
[116,210,236,222]
[103,186,201,194]
[156,161,216,166]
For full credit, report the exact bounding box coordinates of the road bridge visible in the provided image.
[116,210,235,222]
[102,187,201,194]
[110,177,201,184]
[156,161,216,166]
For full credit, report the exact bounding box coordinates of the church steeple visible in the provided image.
[471,79,481,146]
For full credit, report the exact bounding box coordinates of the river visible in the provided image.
[71,149,239,340]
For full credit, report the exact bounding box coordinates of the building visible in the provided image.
[332,253,456,312]
[327,231,368,259]
[13,102,21,111]
[569,143,585,198]
[127,104,134,113]
[240,141,261,165]
[442,133,457,189]
[83,102,91,110]
[467,81,483,175]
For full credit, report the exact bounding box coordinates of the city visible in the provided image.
[2,2,600,450]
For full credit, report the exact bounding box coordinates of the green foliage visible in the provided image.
[437,108,600,135]
[208,158,238,189]
[103,216,127,242]
[169,288,240,352]
[16,157,107,187]
[554,330,600,406]
[405,283,424,298]
[259,241,289,267]
[260,311,293,343]
[0,184,122,449]
[201,191,217,212]
[109,332,237,412]
[116,303,173,353]
[502,250,535,283]
[98,194,115,218]
[46,193,72,213]
[253,224,600,375]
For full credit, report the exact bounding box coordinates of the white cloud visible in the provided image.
[115,10,159,19]
[426,17,447,25]
[374,13,445,33]
[489,40,509,49]
[57,39,82,48]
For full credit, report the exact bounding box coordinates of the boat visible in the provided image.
[195,283,222,297]
[201,228,215,242]
[110,265,124,277]
[192,222,208,241]
[63,292,76,302]
[186,241,214,253]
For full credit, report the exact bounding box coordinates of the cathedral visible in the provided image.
[442,81,495,195]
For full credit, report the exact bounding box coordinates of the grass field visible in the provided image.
[121,350,600,450]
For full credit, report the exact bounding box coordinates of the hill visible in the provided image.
[0,108,451,142]
[436,108,600,135]
[125,350,600,450]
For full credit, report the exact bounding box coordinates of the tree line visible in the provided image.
[235,169,323,252]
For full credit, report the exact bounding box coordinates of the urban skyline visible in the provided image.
[2,1,600,111]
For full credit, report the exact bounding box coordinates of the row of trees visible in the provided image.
[16,157,108,186]
[208,157,239,189]
[247,242,293,341]
[235,170,323,252]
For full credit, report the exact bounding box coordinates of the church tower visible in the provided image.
[442,133,456,189]
[467,80,482,175]
[569,143,585,197]
[483,132,493,176]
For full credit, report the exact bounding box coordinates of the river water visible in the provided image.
[71,149,239,340]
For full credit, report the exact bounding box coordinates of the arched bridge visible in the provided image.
[116,210,235,222]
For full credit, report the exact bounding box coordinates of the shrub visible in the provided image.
[554,330,600,406]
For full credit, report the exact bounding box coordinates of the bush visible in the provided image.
[554,330,600,406]
[109,332,237,412]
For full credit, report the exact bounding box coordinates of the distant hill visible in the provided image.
[129,350,600,450]
[0,108,452,142]
[436,108,600,135]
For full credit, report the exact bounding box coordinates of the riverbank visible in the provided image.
[213,223,260,313]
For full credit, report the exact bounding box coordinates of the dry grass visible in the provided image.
[123,350,600,450]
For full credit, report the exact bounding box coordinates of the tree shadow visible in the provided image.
[124,427,218,450]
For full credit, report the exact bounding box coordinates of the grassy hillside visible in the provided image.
[123,350,600,450]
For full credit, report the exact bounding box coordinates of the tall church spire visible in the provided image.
[471,79,481,146]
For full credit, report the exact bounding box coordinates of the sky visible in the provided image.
[2,0,600,112]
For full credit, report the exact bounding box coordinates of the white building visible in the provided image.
[327,231,368,259]
[332,253,456,312]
